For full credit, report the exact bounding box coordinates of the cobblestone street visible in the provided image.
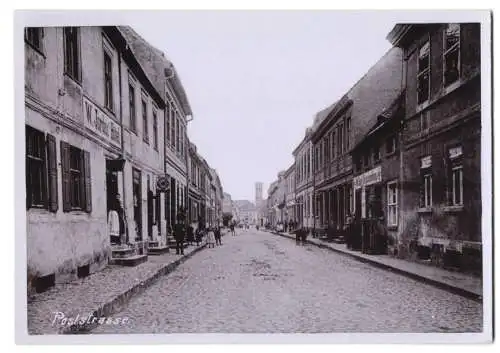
[92,229,482,334]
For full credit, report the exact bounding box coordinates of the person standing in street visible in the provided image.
[173,222,185,255]
[230,223,235,236]
[206,227,216,248]
[214,226,222,246]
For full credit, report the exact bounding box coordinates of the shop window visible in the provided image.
[26,126,58,212]
[443,23,460,87]
[25,27,44,53]
[103,50,113,111]
[417,40,430,105]
[387,181,398,226]
[63,27,81,82]
[61,142,91,212]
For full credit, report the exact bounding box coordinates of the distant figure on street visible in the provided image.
[206,228,216,248]
[230,223,236,236]
[173,222,185,255]
[187,224,195,245]
[195,227,203,246]
[214,226,222,246]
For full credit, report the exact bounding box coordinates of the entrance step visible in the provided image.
[109,254,148,267]
[148,246,170,255]
[148,241,159,248]
[111,247,135,258]
[168,242,188,249]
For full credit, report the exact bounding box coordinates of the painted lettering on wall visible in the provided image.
[353,166,382,190]
[84,97,121,147]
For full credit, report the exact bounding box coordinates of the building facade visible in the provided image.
[25,26,167,292]
[284,164,296,224]
[387,23,481,271]
[350,94,405,251]
[311,47,403,235]
[293,127,315,230]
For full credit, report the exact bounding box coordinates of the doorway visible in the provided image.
[106,160,119,244]
[132,168,142,241]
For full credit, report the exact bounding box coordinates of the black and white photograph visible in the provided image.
[15,9,492,344]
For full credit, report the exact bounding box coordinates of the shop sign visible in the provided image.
[84,97,121,148]
[353,166,382,190]
[449,146,463,159]
[156,176,169,192]
[420,155,432,169]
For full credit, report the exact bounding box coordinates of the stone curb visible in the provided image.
[269,231,482,302]
[63,244,207,334]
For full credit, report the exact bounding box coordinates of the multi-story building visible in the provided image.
[255,182,263,208]
[25,26,168,292]
[120,26,192,237]
[350,93,405,251]
[284,164,296,224]
[311,47,403,235]
[187,142,203,227]
[222,192,233,214]
[293,127,315,229]
[387,23,481,271]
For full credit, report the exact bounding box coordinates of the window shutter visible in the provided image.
[46,134,58,213]
[60,141,71,212]
[83,150,92,213]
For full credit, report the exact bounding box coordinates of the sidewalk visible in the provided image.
[270,231,482,301]
[27,243,206,335]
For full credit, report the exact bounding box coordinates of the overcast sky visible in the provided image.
[131,11,394,201]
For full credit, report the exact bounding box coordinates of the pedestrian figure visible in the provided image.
[301,227,308,245]
[206,227,216,248]
[230,223,235,236]
[195,228,203,246]
[215,226,222,246]
[173,222,185,255]
[187,224,195,246]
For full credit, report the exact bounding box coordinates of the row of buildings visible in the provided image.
[267,23,482,272]
[25,26,224,294]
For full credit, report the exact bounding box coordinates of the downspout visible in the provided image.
[118,47,129,244]
[398,51,405,252]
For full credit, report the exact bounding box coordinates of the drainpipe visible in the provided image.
[118,48,129,244]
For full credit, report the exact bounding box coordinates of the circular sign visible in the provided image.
[157,177,169,192]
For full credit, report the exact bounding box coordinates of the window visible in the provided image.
[386,135,397,154]
[331,131,336,158]
[26,126,58,212]
[152,109,158,150]
[346,116,351,150]
[387,181,398,226]
[166,103,171,143]
[338,124,344,155]
[142,99,148,143]
[422,174,433,207]
[421,111,430,131]
[61,142,91,212]
[417,41,430,104]
[420,155,432,208]
[363,153,370,169]
[175,116,180,153]
[26,126,46,208]
[452,167,463,206]
[448,146,463,206]
[104,51,113,111]
[64,27,80,82]
[373,145,381,163]
[25,27,44,53]
[129,84,136,132]
[444,23,460,87]
[170,107,175,149]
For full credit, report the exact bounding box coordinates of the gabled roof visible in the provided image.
[118,26,193,116]
[351,92,405,152]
